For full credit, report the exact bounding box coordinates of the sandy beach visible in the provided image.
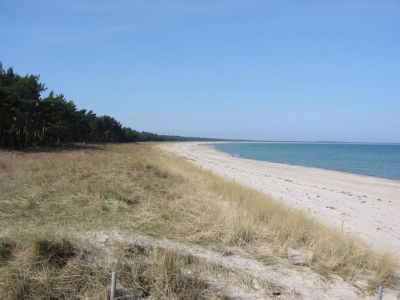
[162,142,400,255]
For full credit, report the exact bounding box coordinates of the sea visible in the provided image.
[211,142,400,180]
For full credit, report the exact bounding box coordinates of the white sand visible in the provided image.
[161,142,400,255]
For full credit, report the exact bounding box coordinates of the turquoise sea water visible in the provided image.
[212,143,400,180]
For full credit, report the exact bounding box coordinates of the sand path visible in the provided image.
[161,142,400,255]
[90,231,398,299]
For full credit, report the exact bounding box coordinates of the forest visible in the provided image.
[0,63,212,148]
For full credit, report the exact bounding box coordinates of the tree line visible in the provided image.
[0,62,214,148]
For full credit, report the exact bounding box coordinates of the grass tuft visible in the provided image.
[0,239,15,265]
[31,238,77,269]
[0,236,109,299]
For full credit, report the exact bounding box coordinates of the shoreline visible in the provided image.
[209,141,400,181]
[174,141,400,186]
[161,141,400,254]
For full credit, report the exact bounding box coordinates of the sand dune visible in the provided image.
[162,142,400,255]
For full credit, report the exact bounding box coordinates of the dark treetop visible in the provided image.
[0,62,229,148]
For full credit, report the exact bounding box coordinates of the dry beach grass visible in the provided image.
[0,143,398,299]
[163,142,400,254]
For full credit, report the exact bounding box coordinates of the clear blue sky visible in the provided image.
[1,0,399,142]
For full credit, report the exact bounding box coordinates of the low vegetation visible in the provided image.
[0,143,398,298]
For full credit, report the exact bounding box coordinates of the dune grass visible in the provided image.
[0,143,398,298]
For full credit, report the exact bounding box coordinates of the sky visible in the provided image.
[1,0,400,142]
